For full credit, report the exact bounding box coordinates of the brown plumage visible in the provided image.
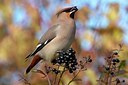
[26,6,78,74]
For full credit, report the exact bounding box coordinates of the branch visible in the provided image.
[67,70,80,85]
[58,66,66,85]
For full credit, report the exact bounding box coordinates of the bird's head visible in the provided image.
[56,6,78,19]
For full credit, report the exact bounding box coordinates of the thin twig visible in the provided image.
[18,74,31,85]
[67,70,81,85]
[108,76,112,85]
[33,69,52,85]
[44,67,52,85]
[42,69,52,85]
[58,66,66,85]
[105,53,114,84]
[53,66,60,85]
[47,75,52,85]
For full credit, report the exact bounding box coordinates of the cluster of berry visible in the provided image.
[52,68,61,74]
[105,58,120,71]
[116,78,125,84]
[52,48,78,73]
[112,58,120,65]
[101,50,126,84]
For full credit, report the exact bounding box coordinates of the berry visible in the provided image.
[116,59,120,63]
[68,52,72,56]
[113,52,118,55]
[113,62,116,65]
[110,72,114,76]
[61,60,64,63]
[57,60,62,64]
[72,66,76,71]
[74,62,78,65]
[69,68,73,73]
[112,58,120,63]
[105,67,110,71]
[53,48,78,73]
[62,52,66,55]
[116,78,120,83]
[52,68,60,74]
[65,65,69,69]
[69,60,71,63]
[68,48,73,52]
[65,60,68,63]
[112,59,117,62]
[51,59,57,65]
[68,48,75,54]
[72,59,76,63]
[122,80,125,82]
[55,70,60,74]
[88,59,92,62]
[69,57,73,60]
[65,55,69,58]
[52,68,56,72]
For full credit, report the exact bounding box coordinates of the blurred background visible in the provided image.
[0,0,128,85]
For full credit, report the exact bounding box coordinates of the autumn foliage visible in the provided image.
[0,0,128,85]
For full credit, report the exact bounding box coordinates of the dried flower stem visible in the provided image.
[105,53,115,85]
[53,66,60,85]
[58,66,66,85]
[67,70,80,85]
[18,74,31,85]
[47,75,52,85]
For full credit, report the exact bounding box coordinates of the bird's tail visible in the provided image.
[26,55,42,74]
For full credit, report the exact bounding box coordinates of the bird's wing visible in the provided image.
[25,24,59,60]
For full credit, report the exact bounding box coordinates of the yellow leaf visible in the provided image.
[62,74,77,85]
[84,69,97,85]
[107,3,119,22]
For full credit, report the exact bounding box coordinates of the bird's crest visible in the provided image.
[56,6,78,17]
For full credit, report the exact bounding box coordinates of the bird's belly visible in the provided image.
[38,36,73,61]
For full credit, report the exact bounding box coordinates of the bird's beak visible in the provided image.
[71,6,78,12]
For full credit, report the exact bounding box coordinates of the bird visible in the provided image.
[25,6,78,74]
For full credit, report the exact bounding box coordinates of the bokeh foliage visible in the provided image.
[0,0,128,85]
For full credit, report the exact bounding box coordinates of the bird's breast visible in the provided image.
[38,33,75,62]
[38,22,76,62]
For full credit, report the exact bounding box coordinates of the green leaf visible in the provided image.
[118,60,126,69]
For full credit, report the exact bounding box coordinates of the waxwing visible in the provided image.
[26,6,78,74]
